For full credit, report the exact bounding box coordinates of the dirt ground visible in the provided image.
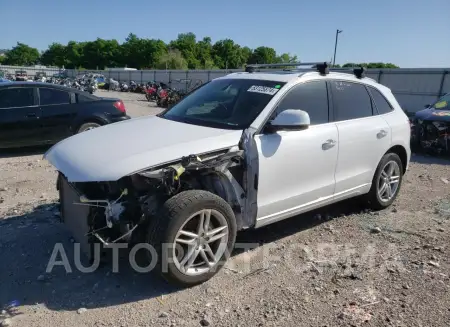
[1,91,450,327]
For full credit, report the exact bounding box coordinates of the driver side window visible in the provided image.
[275,81,329,125]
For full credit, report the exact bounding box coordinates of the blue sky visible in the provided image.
[1,0,449,67]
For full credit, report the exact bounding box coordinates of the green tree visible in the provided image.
[65,41,84,68]
[240,46,253,66]
[196,37,214,69]
[80,38,122,69]
[156,49,188,70]
[120,33,167,69]
[277,53,298,63]
[4,42,40,66]
[212,39,245,69]
[169,33,200,69]
[41,43,67,67]
[248,46,278,64]
[342,62,399,68]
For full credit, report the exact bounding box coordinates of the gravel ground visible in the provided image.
[1,91,450,327]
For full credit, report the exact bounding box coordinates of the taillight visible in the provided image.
[113,100,126,113]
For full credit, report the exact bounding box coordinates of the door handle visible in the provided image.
[322,139,336,150]
[26,112,37,118]
[377,129,388,139]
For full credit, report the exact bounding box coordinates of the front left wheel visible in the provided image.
[146,190,237,287]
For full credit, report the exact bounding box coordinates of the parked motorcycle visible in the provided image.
[120,82,129,92]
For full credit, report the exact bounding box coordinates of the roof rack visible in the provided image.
[245,62,330,75]
[353,67,366,79]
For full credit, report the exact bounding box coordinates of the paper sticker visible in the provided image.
[247,85,280,95]
[434,101,448,109]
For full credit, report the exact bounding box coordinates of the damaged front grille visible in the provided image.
[411,119,450,156]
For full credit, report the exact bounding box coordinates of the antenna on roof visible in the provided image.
[353,67,366,79]
[244,62,330,75]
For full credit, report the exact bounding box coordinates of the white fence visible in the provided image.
[1,64,449,113]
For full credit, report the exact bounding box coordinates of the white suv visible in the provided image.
[45,63,411,286]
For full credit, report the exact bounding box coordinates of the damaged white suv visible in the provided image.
[45,63,411,286]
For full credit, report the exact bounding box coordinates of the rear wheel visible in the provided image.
[77,122,101,133]
[146,190,237,287]
[365,153,404,210]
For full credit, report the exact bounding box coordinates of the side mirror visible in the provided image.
[266,109,310,132]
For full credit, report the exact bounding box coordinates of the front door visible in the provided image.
[0,87,41,148]
[254,80,339,224]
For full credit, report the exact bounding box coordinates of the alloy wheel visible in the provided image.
[377,160,401,202]
[173,209,229,276]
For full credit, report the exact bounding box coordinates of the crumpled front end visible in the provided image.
[411,109,450,156]
[56,147,250,259]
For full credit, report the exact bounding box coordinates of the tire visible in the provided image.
[364,152,404,210]
[146,190,237,287]
[77,122,101,133]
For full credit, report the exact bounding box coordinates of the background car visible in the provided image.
[0,82,130,149]
[411,93,450,155]
[14,70,28,81]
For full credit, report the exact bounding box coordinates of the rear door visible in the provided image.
[330,80,391,195]
[38,87,77,142]
[0,86,41,148]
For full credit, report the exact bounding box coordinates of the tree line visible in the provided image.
[0,33,399,70]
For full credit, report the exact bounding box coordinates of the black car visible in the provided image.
[0,82,130,149]
[410,93,450,155]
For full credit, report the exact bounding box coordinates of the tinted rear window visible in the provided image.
[40,88,70,105]
[369,87,393,114]
[331,81,373,121]
[77,93,98,103]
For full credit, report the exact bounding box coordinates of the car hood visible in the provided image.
[415,108,450,122]
[44,116,243,182]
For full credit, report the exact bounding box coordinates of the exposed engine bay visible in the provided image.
[411,118,450,156]
[57,147,249,251]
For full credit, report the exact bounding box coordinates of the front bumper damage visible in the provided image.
[411,118,450,155]
[57,147,253,260]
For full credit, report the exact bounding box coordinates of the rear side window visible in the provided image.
[369,87,393,114]
[331,81,373,121]
[276,81,329,124]
[0,88,34,108]
[39,88,70,105]
[77,93,95,103]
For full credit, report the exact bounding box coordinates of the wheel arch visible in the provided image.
[199,172,245,230]
[385,144,408,175]
[73,115,107,133]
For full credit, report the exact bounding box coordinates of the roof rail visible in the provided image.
[245,62,330,75]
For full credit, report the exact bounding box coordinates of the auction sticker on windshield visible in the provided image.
[247,85,280,95]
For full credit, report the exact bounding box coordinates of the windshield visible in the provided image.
[431,94,450,110]
[161,78,286,129]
